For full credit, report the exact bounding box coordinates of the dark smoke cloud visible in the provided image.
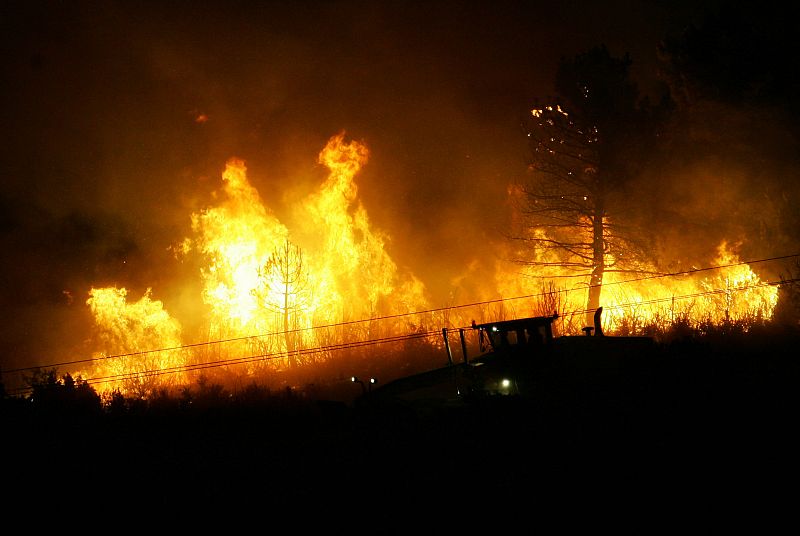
[0,0,743,368]
[633,103,800,279]
[631,3,800,280]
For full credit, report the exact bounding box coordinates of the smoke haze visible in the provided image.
[3,0,796,371]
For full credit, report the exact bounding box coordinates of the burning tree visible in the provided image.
[255,239,311,368]
[518,45,659,325]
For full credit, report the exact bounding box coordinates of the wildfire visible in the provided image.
[72,133,781,398]
[79,133,428,396]
[190,156,289,334]
[492,240,779,336]
[77,287,185,398]
[600,242,779,333]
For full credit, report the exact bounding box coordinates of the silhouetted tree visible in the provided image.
[256,239,311,368]
[775,260,800,326]
[180,374,228,410]
[519,45,659,323]
[655,4,800,259]
[26,368,101,414]
[105,388,128,415]
[657,5,800,117]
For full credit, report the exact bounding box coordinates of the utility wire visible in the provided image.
[516,253,800,281]
[6,253,798,375]
[556,277,797,319]
[88,330,440,386]
[9,276,795,396]
[7,329,441,395]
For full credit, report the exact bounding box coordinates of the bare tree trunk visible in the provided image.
[284,279,296,368]
[587,205,605,328]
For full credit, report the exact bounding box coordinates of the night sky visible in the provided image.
[3,0,795,370]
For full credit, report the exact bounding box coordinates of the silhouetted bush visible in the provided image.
[180,374,229,410]
[25,368,101,415]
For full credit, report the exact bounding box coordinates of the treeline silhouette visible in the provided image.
[2,321,799,523]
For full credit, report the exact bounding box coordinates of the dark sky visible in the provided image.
[0,0,741,367]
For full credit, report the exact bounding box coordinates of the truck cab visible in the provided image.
[365,314,561,407]
[364,308,654,407]
[465,314,559,396]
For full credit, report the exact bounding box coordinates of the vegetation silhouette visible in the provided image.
[518,45,665,325]
[3,318,798,520]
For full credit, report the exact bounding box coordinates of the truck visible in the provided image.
[361,307,655,408]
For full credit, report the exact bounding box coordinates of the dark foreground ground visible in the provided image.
[3,330,799,529]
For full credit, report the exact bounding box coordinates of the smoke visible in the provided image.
[2,0,790,372]
[630,93,800,283]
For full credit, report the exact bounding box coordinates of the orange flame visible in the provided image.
[74,133,780,398]
[77,287,185,397]
[80,133,428,396]
[491,240,778,336]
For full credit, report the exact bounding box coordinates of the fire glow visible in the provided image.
[75,133,779,397]
[495,240,779,337]
[77,133,428,395]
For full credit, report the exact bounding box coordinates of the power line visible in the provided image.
[8,276,794,396]
[87,329,440,387]
[517,253,800,282]
[556,277,796,319]
[7,329,442,395]
[6,253,798,375]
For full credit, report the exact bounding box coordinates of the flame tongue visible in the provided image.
[81,287,184,397]
[192,157,289,334]
[77,132,779,397]
[81,133,428,396]
[301,133,419,320]
[191,132,426,339]
[494,239,779,335]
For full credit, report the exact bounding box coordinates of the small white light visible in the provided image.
[501,379,511,388]
[492,326,498,332]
